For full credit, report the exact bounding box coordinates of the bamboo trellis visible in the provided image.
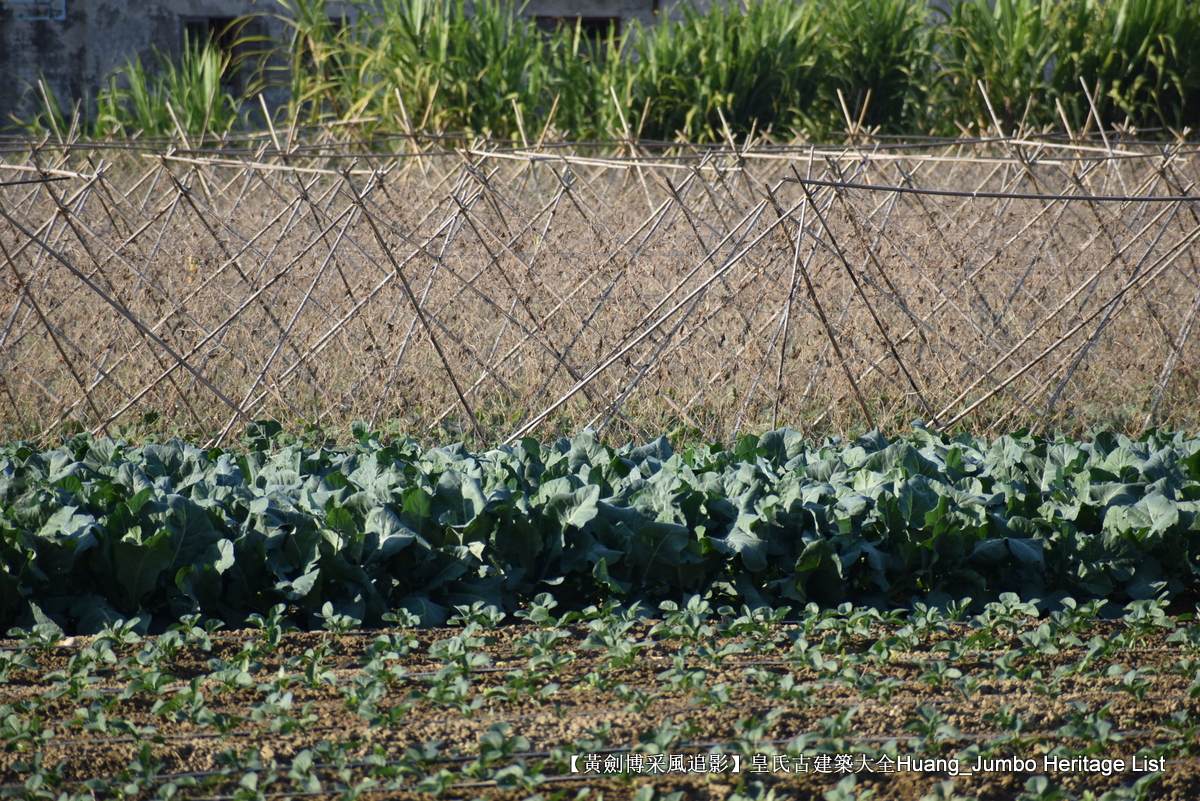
[2,129,1198,445]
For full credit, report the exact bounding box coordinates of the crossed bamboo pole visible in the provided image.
[0,133,1197,445]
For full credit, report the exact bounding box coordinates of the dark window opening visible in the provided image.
[182,16,239,56]
[327,13,349,33]
[535,16,621,58]
[290,15,354,93]
[0,0,66,21]
[180,16,261,95]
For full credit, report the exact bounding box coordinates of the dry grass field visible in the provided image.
[2,132,1199,447]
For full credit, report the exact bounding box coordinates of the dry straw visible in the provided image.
[1,129,1199,447]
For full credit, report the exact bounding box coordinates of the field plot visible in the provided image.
[1,600,1198,800]
[1,134,1199,445]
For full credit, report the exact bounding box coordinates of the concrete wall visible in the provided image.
[0,0,688,129]
[524,0,662,32]
[1,0,298,127]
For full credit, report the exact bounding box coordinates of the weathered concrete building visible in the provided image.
[1,0,281,126]
[0,0,671,128]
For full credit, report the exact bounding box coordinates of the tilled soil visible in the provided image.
[1,615,1198,800]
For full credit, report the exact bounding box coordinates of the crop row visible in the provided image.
[17,0,1200,142]
[1,596,1196,799]
[4,426,1200,634]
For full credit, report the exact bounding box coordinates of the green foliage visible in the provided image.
[12,0,1200,139]
[271,0,364,125]
[824,0,936,134]
[938,0,1200,134]
[97,37,243,138]
[938,0,1062,132]
[345,0,554,137]
[627,0,829,141]
[1052,0,1200,132]
[10,79,81,141]
[17,37,244,139]
[3,425,1200,633]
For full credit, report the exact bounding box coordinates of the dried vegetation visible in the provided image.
[1,132,1199,446]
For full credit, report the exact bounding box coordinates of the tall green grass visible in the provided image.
[272,0,609,138]
[941,0,1200,134]
[825,0,935,135]
[938,0,1062,132]
[272,0,366,125]
[11,0,1200,141]
[625,0,827,141]
[360,0,553,138]
[15,35,244,139]
[97,36,243,138]
[1053,0,1200,132]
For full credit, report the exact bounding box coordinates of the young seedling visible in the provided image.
[694,640,748,665]
[448,601,506,630]
[1018,623,1065,655]
[982,704,1045,756]
[0,702,55,753]
[286,748,322,794]
[717,604,793,647]
[382,609,422,628]
[43,654,103,701]
[94,617,144,653]
[12,754,70,799]
[1153,709,1200,757]
[1106,666,1155,702]
[656,650,707,693]
[167,614,224,653]
[1017,775,1071,801]
[652,595,715,642]
[517,629,577,673]
[635,719,683,754]
[695,682,733,710]
[296,643,338,689]
[1056,702,1123,752]
[249,689,318,735]
[374,629,420,656]
[428,623,493,673]
[0,649,38,681]
[317,601,363,637]
[7,619,65,656]
[916,659,963,687]
[414,768,457,796]
[513,593,581,628]
[856,672,902,703]
[467,722,530,778]
[1120,596,1175,645]
[808,707,861,754]
[824,775,876,801]
[730,709,785,756]
[933,635,976,665]
[580,624,647,670]
[245,604,297,658]
[797,649,841,678]
[908,602,952,638]
[119,665,177,698]
[1048,597,1105,637]
[426,674,483,717]
[395,740,444,782]
[615,683,659,713]
[904,705,963,753]
[950,674,982,701]
[207,653,258,693]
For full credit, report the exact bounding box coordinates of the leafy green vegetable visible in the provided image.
[2,425,1198,633]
